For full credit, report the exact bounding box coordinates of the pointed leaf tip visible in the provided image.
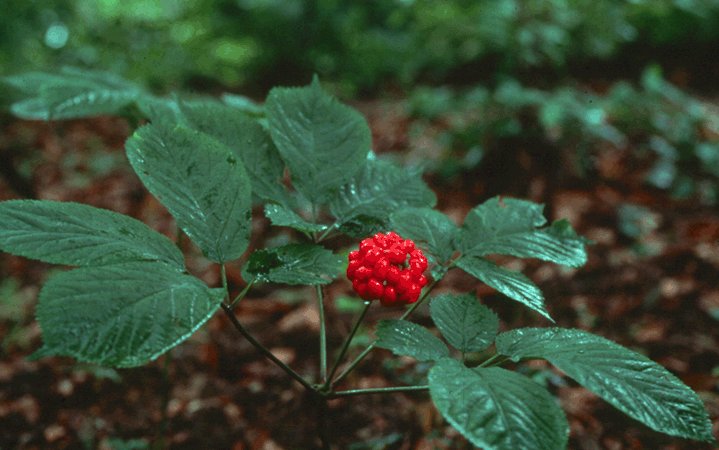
[36,262,223,367]
[375,319,449,362]
[266,79,371,204]
[456,256,552,321]
[126,124,252,263]
[430,293,499,353]
[496,328,714,442]
[0,200,184,268]
[460,196,587,267]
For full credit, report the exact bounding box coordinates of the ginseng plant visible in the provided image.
[0,68,715,449]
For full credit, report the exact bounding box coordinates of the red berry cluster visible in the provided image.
[347,232,429,306]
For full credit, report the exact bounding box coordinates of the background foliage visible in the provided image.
[3,0,719,92]
[4,0,717,204]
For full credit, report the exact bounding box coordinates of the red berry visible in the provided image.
[359,238,374,254]
[387,247,405,264]
[352,279,368,297]
[373,258,390,279]
[373,233,388,248]
[354,266,372,280]
[409,261,423,277]
[410,250,427,264]
[405,283,421,302]
[397,290,412,304]
[386,265,401,284]
[367,278,384,299]
[364,247,382,266]
[347,232,428,307]
[380,286,398,306]
[346,260,362,278]
[417,275,428,287]
[402,239,415,252]
[396,271,413,293]
[386,231,400,243]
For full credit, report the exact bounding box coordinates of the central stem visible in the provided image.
[316,285,328,383]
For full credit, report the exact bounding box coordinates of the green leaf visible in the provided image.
[221,93,264,117]
[389,207,458,263]
[455,256,550,320]
[178,100,289,204]
[496,328,715,442]
[32,262,223,368]
[126,124,252,263]
[429,294,498,353]
[330,156,436,229]
[335,214,388,239]
[375,320,449,362]
[5,67,142,120]
[135,96,183,126]
[0,200,183,269]
[4,72,68,93]
[242,243,342,285]
[429,359,569,450]
[265,77,371,203]
[459,197,587,267]
[264,204,327,233]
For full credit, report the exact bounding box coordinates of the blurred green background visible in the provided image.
[2,0,719,202]
[4,0,719,94]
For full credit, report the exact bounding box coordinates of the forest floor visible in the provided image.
[0,101,718,449]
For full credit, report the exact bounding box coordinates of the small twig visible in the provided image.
[478,354,508,368]
[317,222,338,242]
[328,385,429,399]
[229,280,254,307]
[325,301,371,388]
[220,304,316,392]
[219,266,314,391]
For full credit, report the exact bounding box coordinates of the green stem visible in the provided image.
[328,385,429,399]
[478,354,508,368]
[397,277,440,321]
[317,223,337,242]
[316,285,328,383]
[230,280,254,307]
[310,204,322,242]
[219,265,315,392]
[220,264,230,303]
[331,277,442,387]
[331,342,373,388]
[221,303,316,392]
[324,301,371,388]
